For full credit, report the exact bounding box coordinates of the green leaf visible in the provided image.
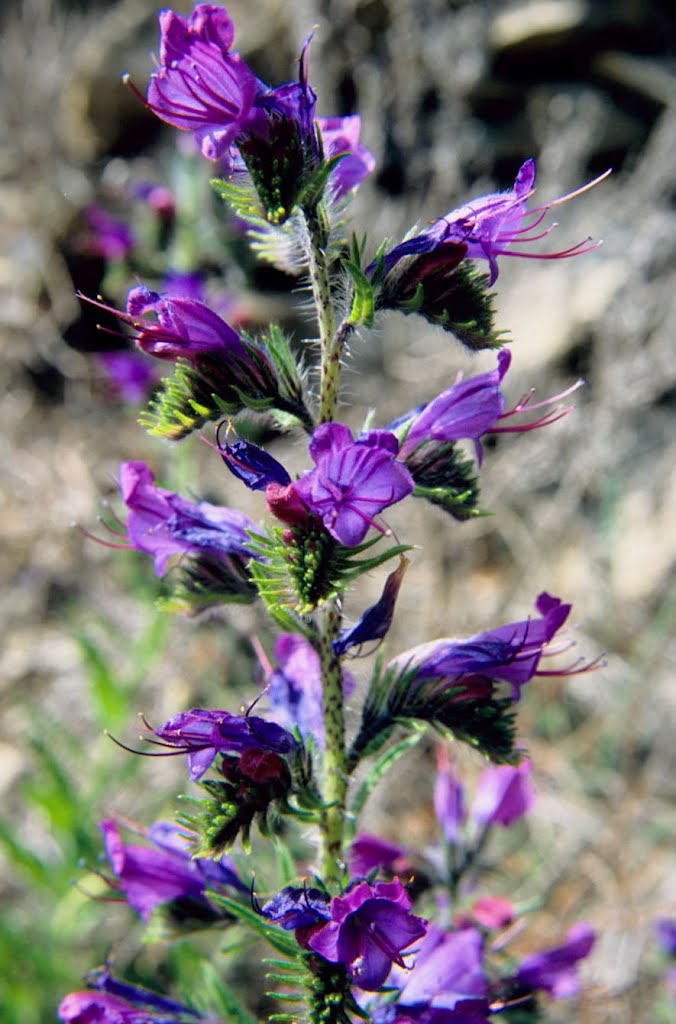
[342,260,374,328]
[208,894,301,958]
[347,729,426,837]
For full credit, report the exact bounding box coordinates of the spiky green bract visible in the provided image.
[374,252,505,352]
[139,327,313,440]
[407,442,481,521]
[177,745,318,858]
[248,525,413,621]
[350,657,519,767]
[157,553,257,615]
[267,955,368,1024]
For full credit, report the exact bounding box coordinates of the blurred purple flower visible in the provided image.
[97,350,156,403]
[265,632,355,746]
[295,423,414,547]
[119,460,256,576]
[308,879,427,991]
[657,918,676,957]
[100,819,242,921]
[348,833,411,878]
[318,115,376,199]
[376,160,609,287]
[471,760,535,829]
[515,922,595,999]
[148,706,298,780]
[434,751,465,844]
[59,969,205,1023]
[84,206,134,261]
[387,924,489,1020]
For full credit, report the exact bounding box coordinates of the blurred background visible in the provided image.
[1,0,675,1021]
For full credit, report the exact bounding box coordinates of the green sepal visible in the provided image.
[211,176,308,274]
[353,658,520,765]
[140,359,232,440]
[156,553,257,616]
[342,259,374,327]
[407,442,481,521]
[376,250,507,352]
[298,153,348,212]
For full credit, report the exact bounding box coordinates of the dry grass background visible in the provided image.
[1,1,675,1021]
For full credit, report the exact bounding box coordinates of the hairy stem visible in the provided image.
[318,599,348,890]
[302,204,349,889]
[302,208,344,424]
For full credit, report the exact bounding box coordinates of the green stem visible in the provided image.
[302,209,345,424]
[302,205,349,889]
[318,599,348,890]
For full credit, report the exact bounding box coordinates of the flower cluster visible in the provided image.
[60,5,608,1023]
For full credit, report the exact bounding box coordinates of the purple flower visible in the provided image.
[100,819,242,922]
[388,924,489,1019]
[397,351,510,466]
[264,633,355,746]
[388,592,575,702]
[515,922,595,999]
[59,970,205,1023]
[119,461,256,576]
[377,161,609,287]
[295,423,414,547]
[308,879,427,991]
[97,350,156,403]
[471,760,535,829]
[142,5,258,161]
[334,557,409,655]
[434,751,465,844]
[148,707,298,780]
[120,286,249,364]
[318,115,376,199]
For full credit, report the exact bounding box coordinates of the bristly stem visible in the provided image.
[318,598,348,890]
[301,207,344,424]
[302,204,349,889]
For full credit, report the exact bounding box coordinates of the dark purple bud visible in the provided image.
[262,885,332,930]
[334,556,408,655]
[219,437,291,491]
